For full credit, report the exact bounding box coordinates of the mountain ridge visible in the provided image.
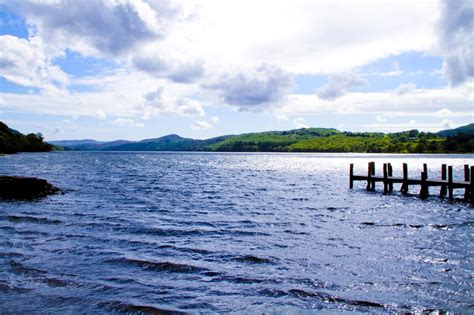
[49,124,474,153]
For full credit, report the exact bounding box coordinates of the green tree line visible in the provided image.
[0,121,54,154]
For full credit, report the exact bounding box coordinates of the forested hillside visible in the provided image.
[0,122,54,154]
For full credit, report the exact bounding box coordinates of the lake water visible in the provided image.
[0,152,472,313]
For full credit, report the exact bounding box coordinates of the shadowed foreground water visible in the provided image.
[0,152,472,313]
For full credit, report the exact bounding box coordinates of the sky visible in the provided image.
[0,0,472,141]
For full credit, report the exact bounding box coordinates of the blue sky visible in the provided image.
[0,0,472,141]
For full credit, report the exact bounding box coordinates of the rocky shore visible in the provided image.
[0,176,61,200]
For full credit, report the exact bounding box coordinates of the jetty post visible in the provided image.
[464,165,470,200]
[471,166,474,204]
[420,164,429,199]
[440,164,447,198]
[383,163,389,194]
[388,163,393,192]
[371,162,376,190]
[448,166,454,200]
[401,163,408,194]
[420,171,428,199]
[349,163,354,189]
[366,162,375,191]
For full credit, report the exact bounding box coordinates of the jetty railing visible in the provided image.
[349,162,473,203]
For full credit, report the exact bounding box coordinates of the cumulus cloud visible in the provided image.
[133,54,205,83]
[168,61,205,83]
[275,114,289,122]
[394,82,416,95]
[191,116,219,130]
[208,64,294,111]
[316,73,368,100]
[192,120,212,130]
[17,0,181,57]
[141,87,205,117]
[362,119,461,132]
[292,117,309,129]
[441,118,454,129]
[438,0,474,85]
[435,108,453,117]
[0,35,68,93]
[113,118,144,128]
[281,84,474,117]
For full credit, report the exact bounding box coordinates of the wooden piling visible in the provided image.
[464,165,470,201]
[383,163,388,194]
[420,171,428,199]
[349,163,354,189]
[366,162,373,191]
[371,162,376,191]
[388,163,393,192]
[440,164,447,198]
[401,163,408,194]
[470,166,474,204]
[448,166,453,200]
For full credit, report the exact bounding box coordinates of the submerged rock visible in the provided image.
[0,176,61,200]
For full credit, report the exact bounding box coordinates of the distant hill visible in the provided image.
[50,134,234,151]
[437,123,474,137]
[0,121,55,154]
[50,123,474,153]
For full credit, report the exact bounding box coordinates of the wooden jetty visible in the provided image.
[349,162,474,203]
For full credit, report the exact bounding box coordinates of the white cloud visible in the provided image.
[438,0,474,85]
[113,118,144,128]
[441,118,454,129]
[373,62,404,77]
[164,0,438,74]
[192,120,212,130]
[206,63,294,111]
[17,0,182,58]
[292,117,309,129]
[435,108,453,117]
[275,114,289,122]
[363,119,460,132]
[141,87,205,117]
[281,83,474,117]
[394,82,417,95]
[316,73,368,100]
[0,35,69,94]
[95,110,107,120]
[376,115,387,123]
[191,116,220,130]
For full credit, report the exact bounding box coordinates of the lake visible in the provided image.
[0,152,472,313]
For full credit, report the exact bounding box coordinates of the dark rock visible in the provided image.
[0,176,61,200]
